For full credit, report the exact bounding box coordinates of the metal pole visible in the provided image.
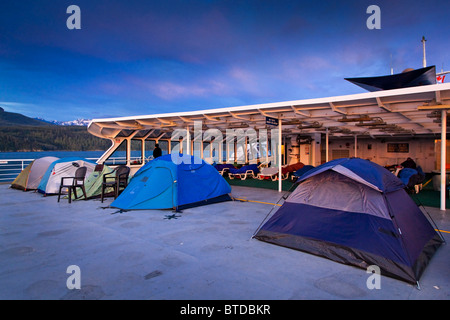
[354,135,358,158]
[325,128,329,162]
[141,139,146,163]
[278,115,282,192]
[126,138,131,166]
[422,36,427,68]
[226,140,230,163]
[234,140,237,164]
[245,136,248,164]
[186,126,190,155]
[200,139,204,159]
[441,109,447,211]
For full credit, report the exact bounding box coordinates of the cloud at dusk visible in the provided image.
[0,0,449,121]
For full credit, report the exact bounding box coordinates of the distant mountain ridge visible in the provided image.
[35,118,91,126]
[0,107,108,151]
[0,107,53,127]
[0,107,90,127]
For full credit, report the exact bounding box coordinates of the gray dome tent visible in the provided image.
[254,158,444,285]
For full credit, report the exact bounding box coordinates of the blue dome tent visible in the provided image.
[111,154,232,210]
[254,158,444,285]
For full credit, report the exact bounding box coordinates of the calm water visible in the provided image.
[0,151,109,182]
[0,149,168,182]
[0,147,209,182]
[0,150,106,160]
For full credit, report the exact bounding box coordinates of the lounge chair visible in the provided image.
[279,162,305,180]
[214,164,236,177]
[256,162,305,181]
[256,167,279,180]
[228,164,260,180]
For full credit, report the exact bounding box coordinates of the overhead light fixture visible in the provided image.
[297,121,322,129]
[354,117,386,126]
[230,122,250,129]
[338,115,373,122]
[283,119,303,125]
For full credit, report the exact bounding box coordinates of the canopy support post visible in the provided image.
[441,110,447,211]
[278,115,282,192]
[186,126,190,155]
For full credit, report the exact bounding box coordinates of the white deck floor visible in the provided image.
[0,184,449,300]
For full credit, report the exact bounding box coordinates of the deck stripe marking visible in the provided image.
[234,198,282,206]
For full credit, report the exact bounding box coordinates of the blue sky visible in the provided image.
[1,0,449,121]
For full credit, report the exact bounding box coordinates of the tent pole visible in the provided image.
[354,135,358,158]
[441,110,447,211]
[326,128,329,162]
[278,115,282,192]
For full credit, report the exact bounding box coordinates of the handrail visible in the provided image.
[0,159,34,182]
[0,156,145,183]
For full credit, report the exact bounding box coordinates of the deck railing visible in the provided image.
[0,157,147,183]
[0,159,35,183]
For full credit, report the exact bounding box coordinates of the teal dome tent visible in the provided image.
[111,154,232,211]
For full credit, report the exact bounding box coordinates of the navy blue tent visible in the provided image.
[111,154,232,210]
[254,158,443,284]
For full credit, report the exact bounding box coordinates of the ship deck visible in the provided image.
[0,183,449,300]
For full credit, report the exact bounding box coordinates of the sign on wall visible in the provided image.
[387,143,409,153]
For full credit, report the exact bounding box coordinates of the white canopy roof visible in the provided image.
[88,83,450,140]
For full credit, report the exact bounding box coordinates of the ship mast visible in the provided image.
[421,36,427,68]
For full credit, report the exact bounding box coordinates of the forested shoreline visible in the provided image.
[0,126,111,152]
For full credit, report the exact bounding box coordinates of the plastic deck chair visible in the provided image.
[101,165,130,202]
[57,166,87,203]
